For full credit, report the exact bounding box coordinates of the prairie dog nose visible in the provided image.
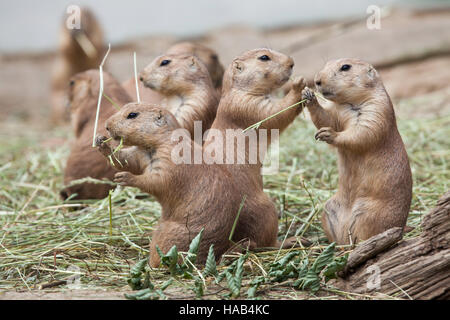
[139,71,146,82]
[286,57,294,69]
[314,73,322,86]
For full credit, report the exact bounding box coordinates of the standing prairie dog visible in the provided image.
[302,58,412,244]
[95,104,287,266]
[51,8,106,124]
[122,42,224,103]
[206,48,306,248]
[61,70,132,200]
[139,54,219,138]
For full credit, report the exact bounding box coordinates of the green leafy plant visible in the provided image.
[220,253,249,298]
[127,258,151,291]
[203,245,218,277]
[125,229,208,299]
[185,228,204,272]
[295,243,348,293]
[246,276,265,299]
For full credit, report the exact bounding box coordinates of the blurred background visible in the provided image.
[0,0,449,127]
[0,0,448,52]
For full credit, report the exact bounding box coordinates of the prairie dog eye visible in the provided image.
[160,59,171,66]
[258,55,271,61]
[127,112,139,119]
[340,64,351,71]
[69,80,75,86]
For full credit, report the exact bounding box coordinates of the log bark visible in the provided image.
[336,191,450,300]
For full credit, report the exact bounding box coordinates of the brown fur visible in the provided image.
[140,54,219,138]
[302,58,413,244]
[166,42,225,90]
[122,42,224,102]
[51,8,106,124]
[121,78,164,104]
[61,70,132,200]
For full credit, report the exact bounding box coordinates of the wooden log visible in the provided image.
[336,191,450,300]
[339,227,403,277]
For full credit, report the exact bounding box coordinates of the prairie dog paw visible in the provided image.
[114,171,134,187]
[302,87,317,105]
[95,135,113,157]
[291,76,306,92]
[315,127,337,144]
[95,135,108,147]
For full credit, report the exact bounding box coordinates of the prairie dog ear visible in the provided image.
[189,56,198,70]
[367,66,378,80]
[155,111,167,127]
[70,78,90,105]
[234,60,243,72]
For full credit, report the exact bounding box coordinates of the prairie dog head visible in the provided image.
[314,58,381,105]
[68,70,127,136]
[68,69,123,113]
[166,42,224,89]
[140,54,213,96]
[68,70,98,107]
[222,48,294,95]
[105,103,180,148]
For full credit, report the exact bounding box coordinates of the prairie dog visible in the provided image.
[51,8,106,124]
[95,103,282,266]
[206,48,306,248]
[61,70,132,200]
[210,48,305,172]
[302,58,412,244]
[140,54,218,138]
[122,42,224,102]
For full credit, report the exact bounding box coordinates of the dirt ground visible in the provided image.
[0,289,128,300]
[0,7,449,300]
